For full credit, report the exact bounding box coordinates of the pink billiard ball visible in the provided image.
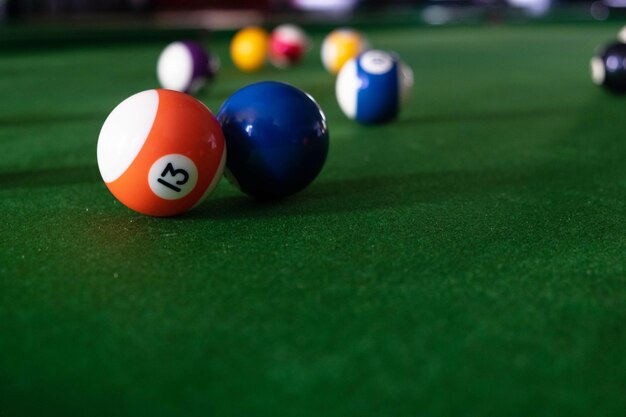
[268,24,310,68]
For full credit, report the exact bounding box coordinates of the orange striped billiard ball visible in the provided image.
[321,28,368,75]
[97,89,226,216]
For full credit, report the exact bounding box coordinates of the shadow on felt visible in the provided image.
[0,112,104,128]
[188,166,550,221]
[0,165,100,189]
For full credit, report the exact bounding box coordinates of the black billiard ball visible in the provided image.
[591,41,626,94]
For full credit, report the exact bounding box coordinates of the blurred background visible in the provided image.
[1,0,625,27]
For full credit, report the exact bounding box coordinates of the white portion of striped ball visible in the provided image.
[320,36,334,73]
[97,89,159,183]
[274,24,309,47]
[192,148,227,209]
[359,50,394,74]
[335,58,358,119]
[590,56,605,85]
[157,42,194,93]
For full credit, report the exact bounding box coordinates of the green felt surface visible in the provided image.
[1,23,626,416]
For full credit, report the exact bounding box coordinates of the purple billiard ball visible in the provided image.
[157,41,219,95]
[591,41,626,94]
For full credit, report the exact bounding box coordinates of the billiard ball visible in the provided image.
[336,49,413,124]
[157,41,219,94]
[230,26,268,72]
[618,25,626,43]
[321,28,368,75]
[97,89,226,216]
[217,81,329,199]
[591,41,626,94]
[268,24,310,68]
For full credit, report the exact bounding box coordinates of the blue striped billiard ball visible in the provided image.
[336,50,413,124]
[217,81,329,199]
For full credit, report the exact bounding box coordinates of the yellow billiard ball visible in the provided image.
[321,28,368,75]
[230,26,268,72]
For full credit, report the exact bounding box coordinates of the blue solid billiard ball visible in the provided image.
[336,49,413,124]
[591,41,626,94]
[217,81,329,199]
